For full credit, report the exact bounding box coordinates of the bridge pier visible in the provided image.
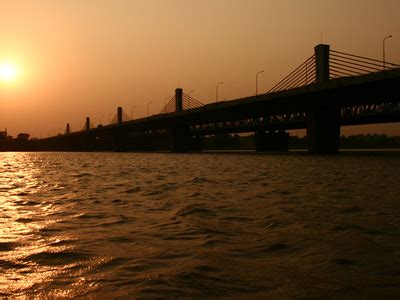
[305,43,341,153]
[112,130,128,152]
[82,134,98,151]
[112,107,128,151]
[255,130,289,151]
[306,106,341,153]
[169,125,201,152]
[168,88,202,152]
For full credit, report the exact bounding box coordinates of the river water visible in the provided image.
[0,151,399,298]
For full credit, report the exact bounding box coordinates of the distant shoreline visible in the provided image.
[1,134,399,152]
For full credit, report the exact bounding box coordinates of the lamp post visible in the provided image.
[216,82,223,102]
[256,70,264,95]
[383,35,392,70]
[147,101,152,117]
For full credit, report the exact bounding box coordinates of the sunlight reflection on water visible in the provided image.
[0,151,399,298]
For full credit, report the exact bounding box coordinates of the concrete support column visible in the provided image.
[169,124,191,152]
[169,123,202,152]
[85,117,90,131]
[192,135,203,151]
[112,106,127,151]
[110,107,127,151]
[306,43,340,153]
[82,134,97,151]
[175,88,183,112]
[117,107,123,124]
[306,106,341,153]
[112,129,128,152]
[255,130,289,151]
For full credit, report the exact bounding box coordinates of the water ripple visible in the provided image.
[0,151,399,298]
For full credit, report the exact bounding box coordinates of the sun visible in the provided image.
[0,61,18,82]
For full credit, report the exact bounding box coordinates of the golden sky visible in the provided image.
[0,0,399,137]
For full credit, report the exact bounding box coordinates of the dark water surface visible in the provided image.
[0,151,399,298]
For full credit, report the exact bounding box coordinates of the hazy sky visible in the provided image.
[0,0,399,137]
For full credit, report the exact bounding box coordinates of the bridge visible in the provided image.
[34,44,400,153]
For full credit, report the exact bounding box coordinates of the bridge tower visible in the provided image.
[85,117,90,131]
[65,123,70,135]
[175,88,183,112]
[113,107,128,151]
[117,107,123,124]
[306,44,341,153]
[169,88,202,152]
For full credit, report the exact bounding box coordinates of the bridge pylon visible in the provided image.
[112,107,128,151]
[306,44,341,153]
[117,107,123,124]
[85,117,91,131]
[175,88,183,112]
[168,88,203,152]
[65,123,70,135]
[315,44,330,83]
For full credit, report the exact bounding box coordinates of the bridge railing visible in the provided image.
[342,101,400,116]
[330,50,400,79]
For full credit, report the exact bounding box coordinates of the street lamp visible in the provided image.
[147,101,152,117]
[256,70,264,95]
[383,35,392,70]
[216,82,224,102]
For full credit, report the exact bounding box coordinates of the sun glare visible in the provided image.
[0,61,18,82]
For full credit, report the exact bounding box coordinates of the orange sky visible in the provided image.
[0,0,399,138]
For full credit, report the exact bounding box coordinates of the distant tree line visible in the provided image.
[1,132,399,151]
[340,134,400,149]
[203,133,400,150]
[290,134,400,149]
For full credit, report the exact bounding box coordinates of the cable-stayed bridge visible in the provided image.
[36,44,400,153]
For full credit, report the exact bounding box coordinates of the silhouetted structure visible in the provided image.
[85,117,90,131]
[65,123,71,135]
[31,44,400,153]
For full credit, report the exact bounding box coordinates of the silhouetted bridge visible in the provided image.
[36,44,400,153]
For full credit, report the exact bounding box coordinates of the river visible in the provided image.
[0,151,399,298]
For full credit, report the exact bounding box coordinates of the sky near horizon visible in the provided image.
[0,0,399,138]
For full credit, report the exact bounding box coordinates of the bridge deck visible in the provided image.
[41,67,400,142]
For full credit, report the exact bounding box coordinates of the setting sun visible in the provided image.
[0,61,18,82]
